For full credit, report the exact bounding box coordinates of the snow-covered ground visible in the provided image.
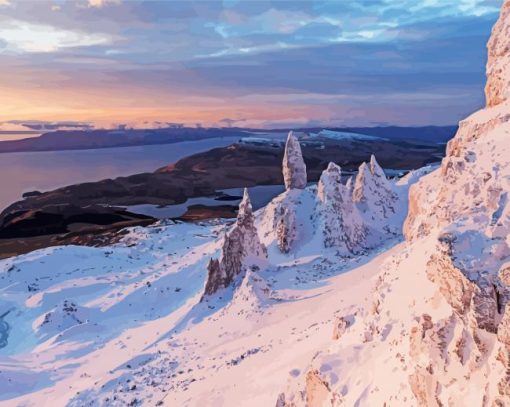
[0,158,429,406]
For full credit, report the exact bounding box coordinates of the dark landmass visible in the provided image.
[0,213,153,259]
[0,127,249,154]
[0,204,154,239]
[0,131,40,135]
[177,205,238,221]
[0,125,456,154]
[0,135,445,257]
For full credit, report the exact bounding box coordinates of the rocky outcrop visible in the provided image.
[202,189,267,297]
[304,369,342,407]
[352,155,398,220]
[485,0,510,107]
[283,131,307,190]
[277,370,341,407]
[275,204,298,254]
[404,0,510,243]
[262,149,402,254]
[317,162,367,252]
[332,315,352,340]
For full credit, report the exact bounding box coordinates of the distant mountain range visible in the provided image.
[0,127,250,154]
[0,125,457,154]
[252,125,458,143]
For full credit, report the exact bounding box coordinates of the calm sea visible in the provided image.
[0,137,240,211]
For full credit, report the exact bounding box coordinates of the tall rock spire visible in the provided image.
[282,131,307,190]
[369,154,389,185]
[352,162,371,205]
[237,188,254,227]
[202,189,267,297]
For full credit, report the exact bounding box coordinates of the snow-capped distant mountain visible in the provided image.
[311,129,386,141]
[240,129,385,146]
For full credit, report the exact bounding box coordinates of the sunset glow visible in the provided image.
[0,0,502,129]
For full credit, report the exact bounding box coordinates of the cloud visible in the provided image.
[6,120,93,130]
[0,122,31,131]
[86,0,121,8]
[0,20,115,53]
[0,0,503,127]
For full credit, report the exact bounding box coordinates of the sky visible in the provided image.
[0,0,503,130]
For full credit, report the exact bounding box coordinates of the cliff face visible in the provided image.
[399,3,510,399]
[485,0,510,108]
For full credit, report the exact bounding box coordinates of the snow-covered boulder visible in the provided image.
[317,162,367,253]
[283,131,307,190]
[203,189,267,297]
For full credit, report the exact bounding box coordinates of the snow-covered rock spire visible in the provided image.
[317,162,367,252]
[317,162,344,204]
[369,154,389,185]
[237,187,254,227]
[202,188,267,297]
[352,161,371,204]
[353,155,397,218]
[282,131,307,190]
